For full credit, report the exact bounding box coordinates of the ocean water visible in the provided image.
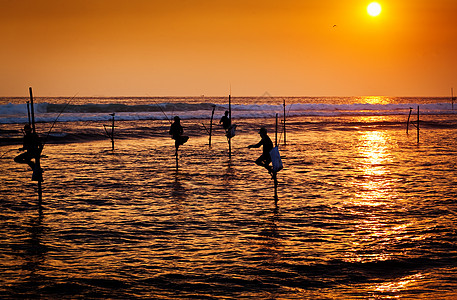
[0,97,456,299]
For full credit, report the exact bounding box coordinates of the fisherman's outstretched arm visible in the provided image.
[248,140,263,148]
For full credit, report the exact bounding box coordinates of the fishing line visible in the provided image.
[146,93,172,124]
[42,92,79,148]
[1,93,77,159]
[160,103,172,124]
[201,123,210,135]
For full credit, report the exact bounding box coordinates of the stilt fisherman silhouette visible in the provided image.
[169,116,189,156]
[14,124,43,181]
[247,127,273,175]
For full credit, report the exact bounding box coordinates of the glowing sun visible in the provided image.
[367,2,382,17]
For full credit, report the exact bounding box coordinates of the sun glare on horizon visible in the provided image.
[367,2,382,17]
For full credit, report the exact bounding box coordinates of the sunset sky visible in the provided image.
[1,0,456,97]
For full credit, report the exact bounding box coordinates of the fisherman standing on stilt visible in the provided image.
[247,127,273,175]
[14,124,43,181]
[169,116,189,156]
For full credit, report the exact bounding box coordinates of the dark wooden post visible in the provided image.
[110,113,115,151]
[273,113,279,201]
[452,88,455,111]
[228,94,232,160]
[273,172,278,202]
[275,113,278,146]
[103,113,116,150]
[209,105,215,147]
[27,101,31,125]
[175,136,179,172]
[283,99,286,145]
[29,87,43,206]
[417,106,420,143]
[406,107,412,134]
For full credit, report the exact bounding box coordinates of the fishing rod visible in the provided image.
[146,93,172,124]
[157,103,172,124]
[41,92,79,148]
[0,95,76,159]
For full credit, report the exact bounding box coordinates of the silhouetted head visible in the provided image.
[24,124,32,133]
[259,127,267,135]
[174,116,180,122]
[225,110,229,116]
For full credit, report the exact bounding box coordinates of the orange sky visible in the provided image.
[1,0,456,97]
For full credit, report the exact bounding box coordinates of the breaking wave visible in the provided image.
[0,101,455,124]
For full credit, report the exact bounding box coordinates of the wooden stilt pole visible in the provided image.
[417,106,420,144]
[452,88,455,111]
[228,134,231,159]
[283,99,286,145]
[103,113,116,150]
[175,136,179,171]
[209,105,215,147]
[406,107,412,134]
[275,113,278,146]
[29,88,36,135]
[110,113,115,151]
[228,94,232,160]
[273,172,278,202]
[29,87,42,207]
[27,101,31,125]
[273,113,279,201]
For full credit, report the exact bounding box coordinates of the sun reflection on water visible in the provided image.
[353,130,394,205]
[2,115,456,299]
[343,130,407,265]
[358,131,390,167]
[375,273,425,294]
[357,96,392,105]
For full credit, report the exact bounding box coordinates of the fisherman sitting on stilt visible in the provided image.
[220,110,231,131]
[14,124,43,181]
[220,110,236,139]
[247,127,273,175]
[169,116,189,156]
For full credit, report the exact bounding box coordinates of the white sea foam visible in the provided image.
[0,101,455,124]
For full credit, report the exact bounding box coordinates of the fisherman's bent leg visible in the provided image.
[255,156,265,167]
[256,154,270,166]
[14,152,27,164]
[14,152,35,169]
